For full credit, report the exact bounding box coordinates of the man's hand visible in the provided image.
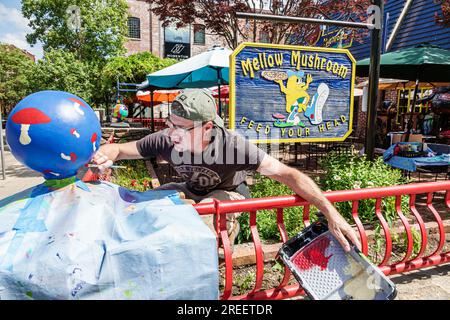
[325,209,361,252]
[92,144,120,172]
[179,192,196,205]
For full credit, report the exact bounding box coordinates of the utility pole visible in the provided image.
[365,0,384,161]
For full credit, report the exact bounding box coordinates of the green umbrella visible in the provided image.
[356,43,450,82]
[357,43,450,136]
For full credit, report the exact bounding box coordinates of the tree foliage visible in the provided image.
[148,0,372,49]
[22,0,129,63]
[435,0,450,26]
[102,51,177,88]
[101,51,177,100]
[0,44,34,114]
[29,49,97,105]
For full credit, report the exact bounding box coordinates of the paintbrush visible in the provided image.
[86,164,127,169]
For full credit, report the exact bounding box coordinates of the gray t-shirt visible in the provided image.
[136,127,267,196]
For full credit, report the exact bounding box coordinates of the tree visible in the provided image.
[101,51,177,106]
[148,0,371,49]
[102,51,177,91]
[0,44,34,115]
[22,0,129,63]
[435,0,450,27]
[29,49,97,105]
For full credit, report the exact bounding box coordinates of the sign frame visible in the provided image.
[229,42,356,144]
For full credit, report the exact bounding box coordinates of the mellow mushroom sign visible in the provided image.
[229,43,356,143]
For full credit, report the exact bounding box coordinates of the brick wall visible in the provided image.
[384,89,398,104]
[356,110,367,139]
[191,31,229,56]
[150,10,163,57]
[353,89,400,139]
[124,1,262,58]
[124,0,151,55]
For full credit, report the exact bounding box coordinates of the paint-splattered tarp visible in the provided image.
[0,181,219,300]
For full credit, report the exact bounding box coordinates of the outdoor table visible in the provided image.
[387,132,436,145]
[385,154,450,172]
[422,135,437,141]
[383,142,449,178]
[387,131,406,145]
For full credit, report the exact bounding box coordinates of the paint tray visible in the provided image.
[277,220,397,300]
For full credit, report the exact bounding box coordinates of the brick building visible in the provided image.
[124,0,228,58]
[2,44,35,62]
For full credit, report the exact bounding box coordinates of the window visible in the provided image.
[127,17,140,39]
[193,24,205,45]
[259,30,270,43]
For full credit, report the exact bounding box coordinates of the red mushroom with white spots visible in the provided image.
[91,133,98,152]
[11,108,51,145]
[70,128,80,138]
[43,169,60,177]
[68,98,87,116]
[60,152,77,162]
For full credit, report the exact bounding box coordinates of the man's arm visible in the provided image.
[92,141,143,171]
[115,141,143,160]
[256,154,361,252]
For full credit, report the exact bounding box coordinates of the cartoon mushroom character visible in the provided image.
[91,133,97,152]
[11,108,51,145]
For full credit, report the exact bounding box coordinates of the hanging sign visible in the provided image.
[229,43,356,143]
[164,25,191,60]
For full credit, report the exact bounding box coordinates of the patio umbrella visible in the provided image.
[210,85,229,105]
[356,43,450,82]
[146,46,232,115]
[356,78,409,90]
[357,43,450,138]
[136,90,180,107]
[135,88,182,132]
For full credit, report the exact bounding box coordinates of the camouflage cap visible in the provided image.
[171,89,224,128]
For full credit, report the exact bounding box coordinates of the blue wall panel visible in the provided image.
[349,0,450,61]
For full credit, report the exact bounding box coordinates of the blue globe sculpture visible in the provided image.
[6,90,102,180]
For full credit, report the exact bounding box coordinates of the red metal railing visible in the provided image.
[130,118,167,132]
[193,181,450,300]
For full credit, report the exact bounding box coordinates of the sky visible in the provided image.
[0,0,43,59]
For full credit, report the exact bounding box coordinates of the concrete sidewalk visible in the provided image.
[0,150,44,200]
[390,264,450,300]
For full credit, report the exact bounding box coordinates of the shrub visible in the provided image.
[237,174,318,243]
[111,160,153,192]
[238,153,410,244]
[318,152,410,225]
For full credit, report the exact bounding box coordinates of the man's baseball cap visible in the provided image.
[171,89,224,128]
